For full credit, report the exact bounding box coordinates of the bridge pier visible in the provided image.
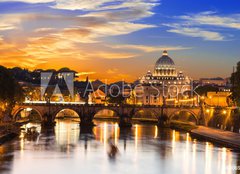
[79,112,95,130]
[157,116,168,127]
[198,116,207,126]
[119,114,132,128]
[118,106,133,128]
[80,119,95,128]
[157,106,169,127]
[41,113,56,128]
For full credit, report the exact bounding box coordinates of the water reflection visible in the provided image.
[0,120,239,174]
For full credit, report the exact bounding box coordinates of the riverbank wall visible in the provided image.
[0,123,21,145]
[190,126,240,150]
[0,132,18,145]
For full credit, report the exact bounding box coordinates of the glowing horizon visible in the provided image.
[0,0,240,82]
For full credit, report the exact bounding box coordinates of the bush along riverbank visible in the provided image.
[0,124,20,145]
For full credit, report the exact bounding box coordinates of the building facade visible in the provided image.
[131,50,193,106]
[205,91,231,107]
[199,77,227,86]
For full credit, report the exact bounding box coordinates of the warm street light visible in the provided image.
[223,110,227,115]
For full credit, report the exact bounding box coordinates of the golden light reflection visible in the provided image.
[55,121,79,147]
[20,134,24,156]
[103,122,107,150]
[0,146,4,155]
[99,123,103,143]
[186,133,190,142]
[184,133,190,174]
[172,130,176,154]
[0,146,4,154]
[219,148,233,174]
[205,142,213,174]
[171,130,180,154]
[1,121,238,173]
[135,124,139,150]
[114,123,118,145]
[226,150,232,174]
[221,147,227,174]
[154,126,158,139]
[93,125,97,136]
[67,123,71,154]
[223,110,232,128]
[192,139,197,174]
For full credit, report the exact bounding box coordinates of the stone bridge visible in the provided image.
[12,102,207,127]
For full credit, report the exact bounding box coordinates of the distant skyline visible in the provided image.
[0,0,239,82]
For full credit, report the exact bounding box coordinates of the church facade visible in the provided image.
[130,50,193,106]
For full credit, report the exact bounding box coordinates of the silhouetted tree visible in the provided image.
[195,85,219,96]
[0,66,24,122]
[231,61,240,106]
[107,88,126,104]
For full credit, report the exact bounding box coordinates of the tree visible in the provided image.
[231,61,240,106]
[107,88,126,105]
[195,85,219,96]
[0,66,24,122]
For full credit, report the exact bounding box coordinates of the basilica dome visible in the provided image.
[153,50,177,78]
[140,50,190,88]
[155,50,175,66]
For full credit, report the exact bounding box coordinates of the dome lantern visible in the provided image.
[155,50,175,66]
[163,50,168,56]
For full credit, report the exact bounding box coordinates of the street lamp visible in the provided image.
[44,93,51,116]
[44,93,48,101]
[209,96,212,106]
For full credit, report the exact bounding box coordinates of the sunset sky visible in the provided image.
[0,0,240,82]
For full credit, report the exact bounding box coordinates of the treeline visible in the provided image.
[0,66,24,121]
[231,61,240,106]
[7,67,77,85]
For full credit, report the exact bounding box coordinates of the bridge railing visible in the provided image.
[22,101,200,109]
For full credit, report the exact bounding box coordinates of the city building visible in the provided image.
[199,77,227,86]
[129,50,193,106]
[197,77,231,92]
[88,89,107,104]
[205,91,232,107]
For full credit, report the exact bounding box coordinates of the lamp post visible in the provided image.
[209,96,212,106]
[44,93,51,117]
[223,110,227,115]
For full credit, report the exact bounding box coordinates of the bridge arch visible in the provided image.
[133,109,158,119]
[93,108,120,118]
[53,108,80,121]
[169,109,199,125]
[12,107,43,121]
